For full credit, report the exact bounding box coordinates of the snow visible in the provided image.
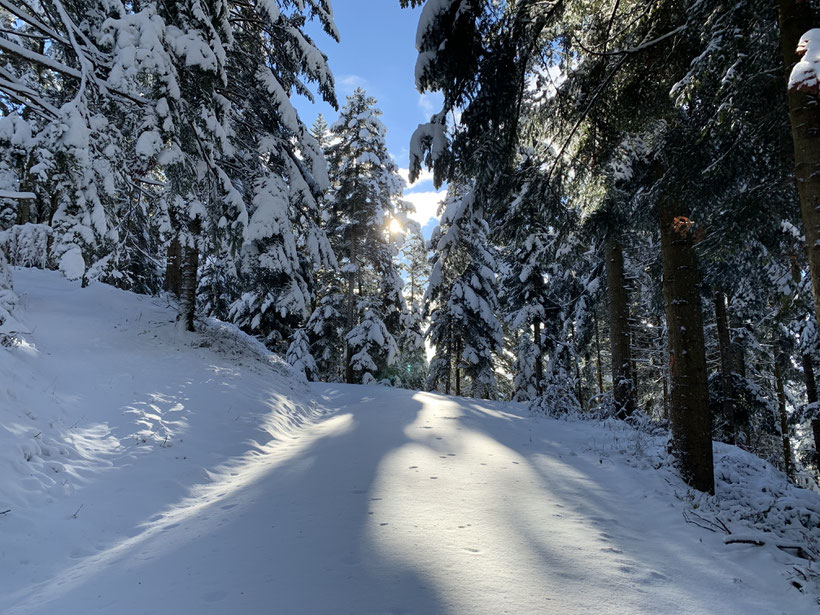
[1,268,819,614]
[58,247,85,281]
[790,29,820,95]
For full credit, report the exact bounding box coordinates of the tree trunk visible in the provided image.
[177,238,199,332]
[576,353,584,411]
[345,233,357,384]
[774,345,793,479]
[779,0,820,327]
[658,193,714,494]
[731,316,747,380]
[455,337,462,397]
[606,238,635,418]
[165,238,182,296]
[713,290,736,444]
[802,353,820,469]
[594,309,604,395]
[534,318,543,396]
[444,322,452,395]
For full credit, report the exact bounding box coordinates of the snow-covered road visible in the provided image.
[1,269,816,614]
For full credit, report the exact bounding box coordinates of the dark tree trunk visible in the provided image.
[779,0,820,327]
[16,192,30,225]
[802,353,820,469]
[455,337,462,397]
[658,194,714,494]
[594,309,604,396]
[774,346,793,478]
[165,238,182,296]
[576,354,584,411]
[177,239,199,332]
[345,232,357,384]
[444,322,452,395]
[534,318,543,396]
[606,238,635,418]
[731,315,747,380]
[713,290,736,444]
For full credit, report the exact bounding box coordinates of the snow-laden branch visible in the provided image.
[789,29,820,95]
[0,0,70,45]
[0,35,82,79]
[0,190,35,199]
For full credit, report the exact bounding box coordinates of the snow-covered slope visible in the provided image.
[1,268,818,614]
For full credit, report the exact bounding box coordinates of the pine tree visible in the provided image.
[286,328,318,381]
[316,88,407,383]
[395,224,430,388]
[425,185,503,398]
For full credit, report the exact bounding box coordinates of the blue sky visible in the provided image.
[292,0,447,237]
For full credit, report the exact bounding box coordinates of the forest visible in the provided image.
[1,0,820,505]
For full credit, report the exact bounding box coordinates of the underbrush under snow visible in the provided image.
[565,414,820,596]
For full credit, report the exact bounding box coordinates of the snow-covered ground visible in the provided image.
[1,268,819,614]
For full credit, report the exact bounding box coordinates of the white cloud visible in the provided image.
[398,166,435,189]
[338,74,371,97]
[418,92,436,117]
[404,189,447,228]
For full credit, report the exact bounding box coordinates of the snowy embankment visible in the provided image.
[1,268,819,614]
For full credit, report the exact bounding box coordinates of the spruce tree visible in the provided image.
[316,88,407,383]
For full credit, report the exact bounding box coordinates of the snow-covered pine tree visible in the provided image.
[497,168,554,401]
[286,328,318,381]
[425,185,503,398]
[394,224,430,388]
[306,281,347,381]
[316,88,406,384]
[0,247,20,344]
[225,0,337,352]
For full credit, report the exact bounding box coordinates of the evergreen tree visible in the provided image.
[425,185,503,398]
[395,224,430,388]
[314,88,407,383]
[286,328,318,381]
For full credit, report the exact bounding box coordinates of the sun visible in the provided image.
[389,218,402,234]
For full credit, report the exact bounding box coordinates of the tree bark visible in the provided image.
[802,353,820,468]
[658,193,714,494]
[345,233,357,384]
[606,238,635,418]
[177,238,199,332]
[455,336,462,396]
[774,345,793,479]
[444,321,452,395]
[594,309,604,396]
[779,0,820,327]
[165,238,182,296]
[534,318,543,396]
[713,290,736,444]
[732,317,747,380]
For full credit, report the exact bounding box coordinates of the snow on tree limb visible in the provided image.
[790,29,820,95]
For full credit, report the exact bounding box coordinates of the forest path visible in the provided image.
[1,268,813,614]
